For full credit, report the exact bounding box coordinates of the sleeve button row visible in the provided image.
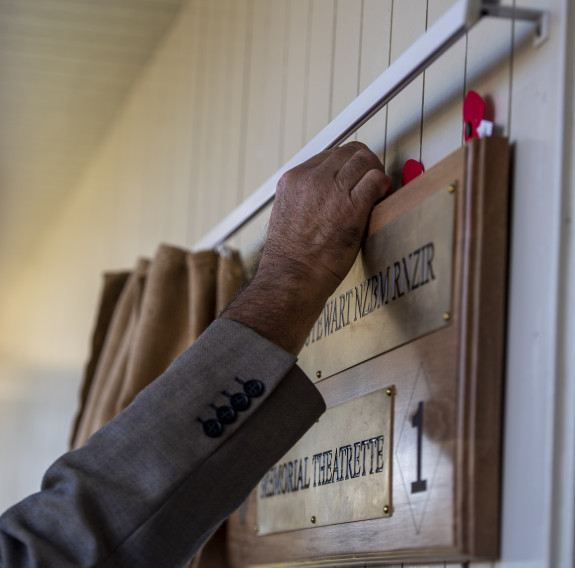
[198,379,266,438]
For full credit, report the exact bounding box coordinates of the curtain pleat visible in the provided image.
[71,258,149,448]
[70,244,245,451]
[69,270,131,447]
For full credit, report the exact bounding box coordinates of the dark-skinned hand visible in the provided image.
[221,142,392,355]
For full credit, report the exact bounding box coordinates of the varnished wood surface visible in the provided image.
[227,137,509,567]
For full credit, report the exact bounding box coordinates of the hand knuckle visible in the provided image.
[346,141,367,151]
[278,170,295,189]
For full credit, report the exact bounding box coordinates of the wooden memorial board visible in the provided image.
[227,137,509,566]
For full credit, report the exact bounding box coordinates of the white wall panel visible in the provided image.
[241,0,281,197]
[196,0,222,237]
[420,0,465,169]
[139,58,167,253]
[235,0,286,255]
[189,0,214,243]
[498,1,568,566]
[220,0,250,210]
[384,0,428,187]
[281,0,311,163]
[331,0,362,120]
[304,0,336,143]
[355,0,392,161]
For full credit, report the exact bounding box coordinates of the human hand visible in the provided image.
[261,141,391,299]
[221,142,392,355]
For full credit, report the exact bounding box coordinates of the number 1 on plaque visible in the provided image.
[411,401,427,493]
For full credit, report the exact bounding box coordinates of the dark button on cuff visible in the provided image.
[202,419,223,438]
[214,405,236,424]
[244,379,264,398]
[229,392,250,411]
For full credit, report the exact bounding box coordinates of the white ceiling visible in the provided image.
[0,0,188,276]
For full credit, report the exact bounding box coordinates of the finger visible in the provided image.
[315,141,372,177]
[350,169,392,212]
[278,143,366,195]
[289,146,339,175]
[333,145,385,192]
[277,149,331,197]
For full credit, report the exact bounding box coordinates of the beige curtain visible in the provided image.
[70,243,245,449]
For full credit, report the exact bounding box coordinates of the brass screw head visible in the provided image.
[316,370,322,379]
[443,312,451,321]
[383,505,390,514]
[386,388,392,396]
[448,184,456,193]
[311,516,316,524]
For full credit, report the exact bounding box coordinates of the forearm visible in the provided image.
[0,320,325,568]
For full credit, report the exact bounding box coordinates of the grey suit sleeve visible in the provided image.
[0,319,326,568]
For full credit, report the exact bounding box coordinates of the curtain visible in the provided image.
[70,243,245,449]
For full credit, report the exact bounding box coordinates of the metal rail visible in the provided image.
[193,0,547,251]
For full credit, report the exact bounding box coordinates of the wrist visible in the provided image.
[220,267,331,356]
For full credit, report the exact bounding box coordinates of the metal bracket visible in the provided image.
[481,2,550,47]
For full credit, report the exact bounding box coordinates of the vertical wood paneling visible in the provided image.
[304,0,336,143]
[355,0,393,160]
[114,100,144,265]
[236,0,290,255]
[420,0,465,169]
[206,0,232,235]
[220,0,250,210]
[241,0,283,198]
[193,0,216,242]
[330,0,362,120]
[138,61,165,254]
[156,39,180,243]
[240,0,267,199]
[181,0,204,245]
[281,0,311,163]
[129,82,154,254]
[164,5,195,246]
[261,1,289,176]
[384,0,428,188]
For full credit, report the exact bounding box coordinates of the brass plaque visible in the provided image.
[298,185,455,381]
[257,387,394,534]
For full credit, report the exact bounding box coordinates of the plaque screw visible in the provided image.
[386,388,392,396]
[311,516,316,524]
[316,371,322,379]
[448,183,456,193]
[443,312,451,321]
[383,505,390,514]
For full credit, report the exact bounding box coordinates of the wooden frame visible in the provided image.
[227,137,510,566]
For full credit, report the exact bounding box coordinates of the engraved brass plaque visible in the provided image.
[298,185,455,381]
[257,388,394,534]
